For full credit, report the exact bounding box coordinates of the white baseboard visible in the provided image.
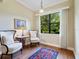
[40,42,60,48]
[41,42,75,51]
[67,47,74,52]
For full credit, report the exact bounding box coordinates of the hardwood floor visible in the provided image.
[2,44,75,59]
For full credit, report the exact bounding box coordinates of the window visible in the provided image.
[40,12,60,34]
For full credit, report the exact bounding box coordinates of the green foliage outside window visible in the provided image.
[40,12,60,34]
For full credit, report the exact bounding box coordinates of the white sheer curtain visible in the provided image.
[60,9,69,49]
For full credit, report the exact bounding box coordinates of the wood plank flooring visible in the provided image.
[2,44,75,59]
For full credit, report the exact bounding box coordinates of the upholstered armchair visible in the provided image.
[29,31,40,45]
[0,30,22,59]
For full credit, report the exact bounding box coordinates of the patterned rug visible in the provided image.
[28,48,58,59]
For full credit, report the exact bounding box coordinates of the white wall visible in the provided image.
[39,34,60,47]
[0,14,31,30]
[75,0,79,59]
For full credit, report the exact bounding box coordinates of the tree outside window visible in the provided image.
[40,12,60,34]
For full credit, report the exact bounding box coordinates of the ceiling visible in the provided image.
[16,0,67,11]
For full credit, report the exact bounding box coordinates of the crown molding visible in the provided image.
[16,0,35,12]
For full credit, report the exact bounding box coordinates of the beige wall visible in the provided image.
[0,0,35,30]
[67,0,74,50]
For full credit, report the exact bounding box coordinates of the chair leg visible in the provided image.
[38,42,40,45]
[21,49,22,54]
[11,54,13,59]
[30,43,32,47]
[1,54,3,59]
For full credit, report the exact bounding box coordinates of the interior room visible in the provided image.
[0,0,79,59]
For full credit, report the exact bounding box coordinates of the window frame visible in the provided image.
[40,11,60,34]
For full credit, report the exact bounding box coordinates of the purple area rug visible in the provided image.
[28,48,58,59]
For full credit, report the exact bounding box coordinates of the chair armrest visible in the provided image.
[1,44,9,54]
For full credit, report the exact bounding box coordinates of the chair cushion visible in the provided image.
[7,43,22,54]
[31,37,39,43]
[30,31,37,38]
[1,32,14,45]
[2,42,22,54]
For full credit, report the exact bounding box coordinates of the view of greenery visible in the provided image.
[40,12,60,34]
